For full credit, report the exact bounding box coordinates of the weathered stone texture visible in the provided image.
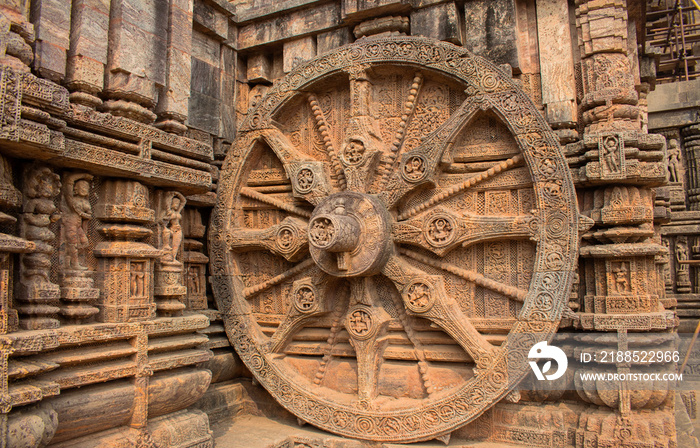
[105,0,168,106]
[410,2,462,45]
[282,36,316,73]
[237,2,340,50]
[536,0,577,126]
[316,27,353,55]
[189,29,222,135]
[463,0,519,70]
[30,0,71,81]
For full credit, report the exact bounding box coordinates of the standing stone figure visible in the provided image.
[60,173,93,270]
[19,165,61,329]
[159,191,186,266]
[602,137,620,173]
[21,166,61,284]
[676,237,692,293]
[676,238,689,272]
[59,172,99,322]
[668,139,683,183]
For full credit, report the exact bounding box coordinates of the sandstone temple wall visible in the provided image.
[0,0,693,446]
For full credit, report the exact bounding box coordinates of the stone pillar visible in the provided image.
[155,0,193,134]
[0,154,33,334]
[683,125,700,211]
[572,0,676,446]
[0,3,34,74]
[661,125,700,322]
[536,0,578,143]
[94,180,160,322]
[65,0,110,109]
[104,0,168,124]
[183,207,208,311]
[30,0,69,82]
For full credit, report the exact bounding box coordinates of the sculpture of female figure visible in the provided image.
[159,191,186,266]
[668,139,682,183]
[61,173,93,270]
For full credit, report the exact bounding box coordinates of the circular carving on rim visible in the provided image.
[534,292,554,310]
[401,155,428,182]
[481,73,499,91]
[382,417,401,436]
[403,280,435,313]
[211,35,580,443]
[332,410,351,429]
[296,168,315,193]
[546,210,568,239]
[346,306,375,340]
[355,416,375,434]
[424,214,457,248]
[541,272,561,290]
[438,405,455,422]
[293,285,318,314]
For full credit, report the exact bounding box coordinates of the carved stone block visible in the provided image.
[537,0,577,127]
[463,0,519,71]
[283,37,316,74]
[246,53,272,84]
[95,180,155,224]
[410,3,462,45]
[94,254,158,322]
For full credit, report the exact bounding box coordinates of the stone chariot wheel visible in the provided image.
[210,35,580,443]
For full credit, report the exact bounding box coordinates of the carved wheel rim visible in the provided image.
[210,36,579,442]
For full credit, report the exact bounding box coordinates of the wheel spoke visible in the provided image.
[313,304,348,386]
[258,128,333,205]
[308,94,347,190]
[344,277,392,406]
[374,72,424,190]
[393,208,537,256]
[337,67,385,193]
[228,216,308,261]
[382,254,495,368]
[268,268,332,353]
[379,95,485,208]
[399,248,528,302]
[240,187,311,219]
[243,258,315,299]
[391,293,437,396]
[397,153,525,220]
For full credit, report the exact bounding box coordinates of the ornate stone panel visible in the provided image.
[210,36,580,442]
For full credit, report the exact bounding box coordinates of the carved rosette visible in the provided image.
[210,36,580,442]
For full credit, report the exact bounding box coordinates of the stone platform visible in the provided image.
[212,415,525,448]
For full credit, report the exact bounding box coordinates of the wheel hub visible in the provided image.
[308,192,392,277]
